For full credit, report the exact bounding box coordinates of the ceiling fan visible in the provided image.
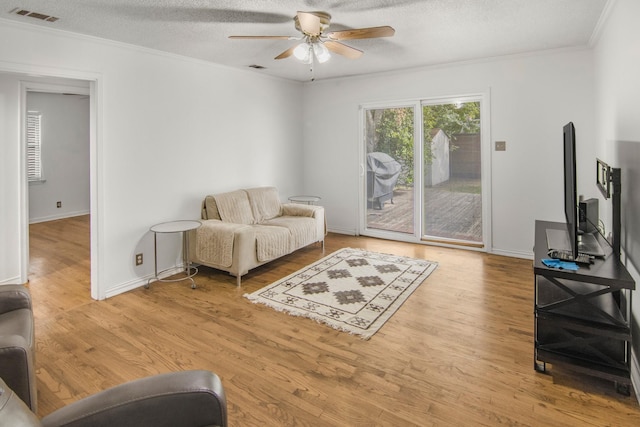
[229,11,395,69]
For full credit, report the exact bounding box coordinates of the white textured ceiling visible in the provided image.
[0,0,610,82]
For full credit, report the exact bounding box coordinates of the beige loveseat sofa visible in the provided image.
[188,187,324,286]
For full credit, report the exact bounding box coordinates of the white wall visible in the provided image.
[27,92,90,223]
[302,49,596,256]
[592,0,640,399]
[0,20,303,296]
[0,13,608,294]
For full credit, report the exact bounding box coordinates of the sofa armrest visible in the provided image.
[281,203,322,218]
[0,285,32,315]
[42,370,227,427]
[282,204,326,242]
[189,220,254,266]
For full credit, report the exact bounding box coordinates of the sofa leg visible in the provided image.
[237,275,242,287]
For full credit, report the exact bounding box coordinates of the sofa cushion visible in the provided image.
[262,216,317,252]
[214,190,255,225]
[253,225,291,262]
[245,187,282,223]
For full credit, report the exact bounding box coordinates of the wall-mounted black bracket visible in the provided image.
[596,159,621,257]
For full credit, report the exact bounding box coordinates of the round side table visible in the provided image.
[146,220,201,289]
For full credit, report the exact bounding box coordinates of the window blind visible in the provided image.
[27,111,42,182]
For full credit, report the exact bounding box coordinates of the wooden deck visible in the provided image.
[367,178,482,242]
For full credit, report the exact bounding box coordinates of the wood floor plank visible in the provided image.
[24,215,640,426]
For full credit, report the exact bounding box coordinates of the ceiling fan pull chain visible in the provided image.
[310,57,315,81]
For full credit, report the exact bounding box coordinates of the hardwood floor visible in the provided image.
[26,216,640,426]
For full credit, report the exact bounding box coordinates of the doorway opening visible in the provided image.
[6,71,101,300]
[25,88,91,297]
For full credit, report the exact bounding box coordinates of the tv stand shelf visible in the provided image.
[534,220,635,394]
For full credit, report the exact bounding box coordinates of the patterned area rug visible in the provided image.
[244,248,438,339]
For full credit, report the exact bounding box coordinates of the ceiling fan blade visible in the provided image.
[324,41,363,59]
[297,11,321,36]
[275,46,297,60]
[229,35,294,40]
[326,26,395,40]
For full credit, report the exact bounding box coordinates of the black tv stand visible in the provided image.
[534,220,635,395]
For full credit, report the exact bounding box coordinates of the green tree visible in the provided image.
[423,103,480,143]
[366,102,480,186]
[375,108,414,184]
[423,102,480,167]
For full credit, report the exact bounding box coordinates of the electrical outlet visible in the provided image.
[495,141,506,151]
[56,201,62,208]
[135,253,143,266]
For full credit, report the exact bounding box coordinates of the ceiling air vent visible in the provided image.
[11,8,59,22]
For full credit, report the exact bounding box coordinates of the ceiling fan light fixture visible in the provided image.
[293,42,311,63]
[313,42,331,63]
[231,10,394,72]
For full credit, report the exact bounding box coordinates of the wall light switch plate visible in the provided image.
[495,141,506,151]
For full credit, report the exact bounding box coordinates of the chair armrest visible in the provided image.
[0,285,32,315]
[42,370,227,427]
[0,334,37,412]
[0,377,40,427]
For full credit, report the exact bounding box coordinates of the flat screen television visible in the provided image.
[563,122,579,259]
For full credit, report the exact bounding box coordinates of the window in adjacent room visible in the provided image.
[26,110,43,182]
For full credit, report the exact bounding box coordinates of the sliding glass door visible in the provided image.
[361,96,486,248]
[422,99,482,244]
[363,106,415,235]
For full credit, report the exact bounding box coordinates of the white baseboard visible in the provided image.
[0,276,23,285]
[326,227,357,235]
[490,248,533,260]
[104,266,185,299]
[29,210,90,224]
[329,228,532,260]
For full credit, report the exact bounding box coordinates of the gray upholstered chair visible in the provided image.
[0,370,228,427]
[0,284,36,412]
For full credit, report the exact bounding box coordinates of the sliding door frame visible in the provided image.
[358,90,492,252]
[359,100,421,244]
